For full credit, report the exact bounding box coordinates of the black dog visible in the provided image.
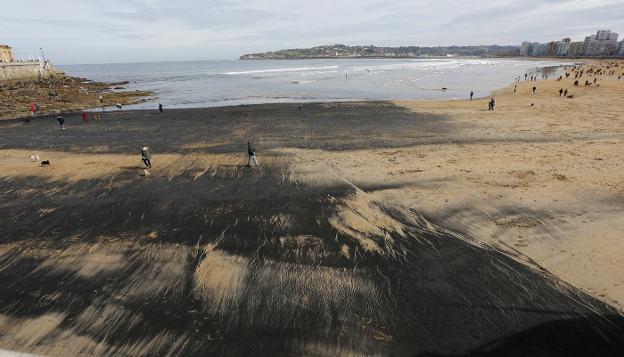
[41,160,51,166]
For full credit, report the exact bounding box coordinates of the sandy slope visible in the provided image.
[0,60,623,356]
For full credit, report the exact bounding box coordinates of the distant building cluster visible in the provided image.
[0,44,15,63]
[521,30,624,57]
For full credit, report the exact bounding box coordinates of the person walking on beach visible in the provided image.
[564,89,568,97]
[514,84,517,94]
[82,111,89,124]
[247,142,259,167]
[525,73,528,80]
[159,103,164,113]
[99,94,104,104]
[470,91,474,100]
[30,103,37,117]
[56,114,65,130]
[141,146,152,168]
[488,98,495,111]
[532,86,536,95]
[559,88,564,97]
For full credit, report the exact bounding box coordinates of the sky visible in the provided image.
[1,0,624,64]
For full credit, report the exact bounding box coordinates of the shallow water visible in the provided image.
[59,58,573,109]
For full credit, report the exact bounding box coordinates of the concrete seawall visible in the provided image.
[0,61,61,81]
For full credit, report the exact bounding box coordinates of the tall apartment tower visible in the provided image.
[583,30,619,56]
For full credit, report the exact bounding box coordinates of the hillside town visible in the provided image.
[521,29,624,57]
[240,44,519,59]
[243,30,624,60]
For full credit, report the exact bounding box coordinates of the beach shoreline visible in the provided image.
[0,59,570,120]
[53,57,575,111]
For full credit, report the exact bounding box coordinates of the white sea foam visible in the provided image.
[223,65,338,75]
[301,70,339,76]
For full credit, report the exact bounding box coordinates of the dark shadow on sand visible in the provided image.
[1,158,624,355]
[0,102,519,155]
[415,315,624,357]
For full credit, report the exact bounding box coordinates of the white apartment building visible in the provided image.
[555,38,571,56]
[583,30,619,56]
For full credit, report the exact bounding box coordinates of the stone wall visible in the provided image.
[0,61,61,81]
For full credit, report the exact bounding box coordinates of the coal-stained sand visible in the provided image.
[1,101,623,356]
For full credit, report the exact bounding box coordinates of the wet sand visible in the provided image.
[1,61,624,355]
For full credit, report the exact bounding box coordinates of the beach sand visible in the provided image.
[0,61,623,355]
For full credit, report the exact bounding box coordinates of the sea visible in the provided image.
[58,58,574,109]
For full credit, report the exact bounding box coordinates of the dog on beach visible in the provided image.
[40,160,50,166]
[116,103,123,110]
[29,154,40,161]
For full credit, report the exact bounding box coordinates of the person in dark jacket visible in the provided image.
[159,103,164,113]
[488,98,496,111]
[470,91,474,100]
[141,146,152,168]
[56,115,65,130]
[247,142,258,167]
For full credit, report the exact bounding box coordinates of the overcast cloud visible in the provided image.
[2,0,623,64]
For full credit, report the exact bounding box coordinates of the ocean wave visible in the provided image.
[223,65,339,75]
[347,59,504,72]
[301,70,339,76]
